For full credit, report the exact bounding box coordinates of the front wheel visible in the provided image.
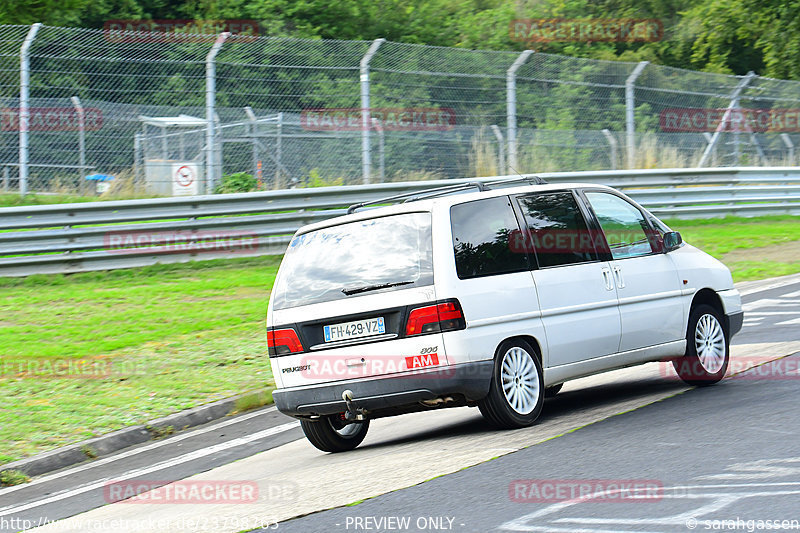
[672,304,729,386]
[300,416,369,453]
[478,340,544,429]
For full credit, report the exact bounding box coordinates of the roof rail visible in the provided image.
[346,181,487,214]
[484,175,547,188]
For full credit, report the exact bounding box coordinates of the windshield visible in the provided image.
[271,212,433,310]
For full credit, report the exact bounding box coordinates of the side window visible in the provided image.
[517,192,599,268]
[585,192,656,259]
[451,197,529,279]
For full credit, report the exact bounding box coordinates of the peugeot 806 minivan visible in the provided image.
[267,178,743,452]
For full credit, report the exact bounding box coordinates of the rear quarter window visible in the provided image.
[450,196,529,279]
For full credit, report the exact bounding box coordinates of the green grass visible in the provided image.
[0,215,798,466]
[0,193,160,208]
[0,256,281,465]
[665,215,800,281]
[0,469,31,487]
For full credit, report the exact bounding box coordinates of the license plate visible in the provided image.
[324,317,385,343]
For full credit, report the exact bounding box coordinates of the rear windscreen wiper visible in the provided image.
[341,281,414,296]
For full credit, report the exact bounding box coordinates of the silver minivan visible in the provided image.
[267,179,743,452]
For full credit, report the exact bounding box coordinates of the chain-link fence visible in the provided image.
[1,24,800,196]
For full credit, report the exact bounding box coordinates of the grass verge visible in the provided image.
[665,215,800,281]
[0,256,280,465]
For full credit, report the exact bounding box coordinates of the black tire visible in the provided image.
[300,416,370,453]
[478,339,545,429]
[672,304,729,386]
[544,383,563,398]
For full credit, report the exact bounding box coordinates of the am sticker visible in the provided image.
[405,353,439,369]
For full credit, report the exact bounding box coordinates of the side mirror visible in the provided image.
[662,231,683,253]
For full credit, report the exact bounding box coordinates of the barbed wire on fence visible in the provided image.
[0,24,798,197]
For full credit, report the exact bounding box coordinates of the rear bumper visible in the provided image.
[273,361,493,418]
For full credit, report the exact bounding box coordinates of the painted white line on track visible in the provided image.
[0,406,279,497]
[0,421,299,517]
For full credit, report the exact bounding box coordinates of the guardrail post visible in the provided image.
[507,50,533,174]
[19,23,42,196]
[602,129,618,170]
[625,61,648,169]
[360,38,385,184]
[697,71,755,167]
[206,32,230,194]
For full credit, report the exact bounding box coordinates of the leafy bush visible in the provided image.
[214,172,257,194]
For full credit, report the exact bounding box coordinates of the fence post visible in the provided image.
[360,38,385,184]
[70,96,86,191]
[133,132,142,191]
[244,106,258,181]
[371,118,386,182]
[276,112,283,188]
[781,134,795,165]
[602,129,618,170]
[625,61,648,169]
[507,50,533,174]
[205,32,229,194]
[697,71,756,167]
[490,125,505,175]
[19,23,42,196]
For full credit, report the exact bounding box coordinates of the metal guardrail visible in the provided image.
[2,167,799,277]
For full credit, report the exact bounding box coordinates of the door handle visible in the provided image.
[601,267,614,291]
[613,265,625,289]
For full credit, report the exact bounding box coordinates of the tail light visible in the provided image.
[405,299,466,336]
[267,328,304,356]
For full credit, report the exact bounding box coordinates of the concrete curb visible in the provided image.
[1,389,272,479]
[735,272,800,296]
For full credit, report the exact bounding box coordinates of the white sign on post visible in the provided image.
[172,163,199,196]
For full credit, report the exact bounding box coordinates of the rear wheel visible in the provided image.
[672,304,729,386]
[478,340,544,429]
[300,415,370,453]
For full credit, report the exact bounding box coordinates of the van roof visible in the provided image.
[296,181,616,236]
